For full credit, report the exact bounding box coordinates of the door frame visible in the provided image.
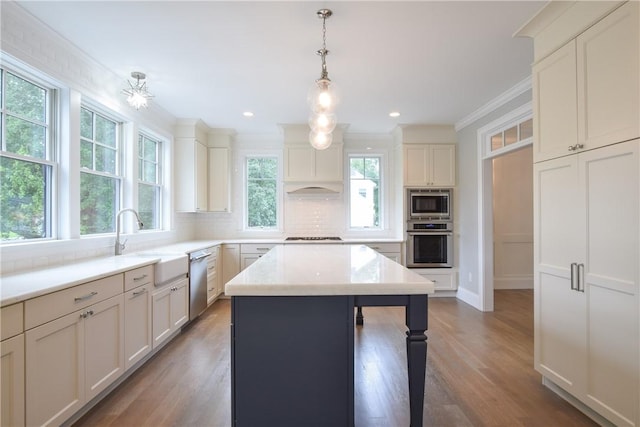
[476,102,532,311]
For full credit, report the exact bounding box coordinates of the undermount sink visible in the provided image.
[129,251,188,285]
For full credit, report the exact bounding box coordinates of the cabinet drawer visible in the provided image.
[1,302,24,340]
[240,243,277,254]
[25,274,123,330]
[124,265,154,292]
[365,243,401,253]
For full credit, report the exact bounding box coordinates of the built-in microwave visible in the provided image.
[407,188,452,220]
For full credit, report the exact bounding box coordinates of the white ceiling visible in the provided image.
[15,1,546,136]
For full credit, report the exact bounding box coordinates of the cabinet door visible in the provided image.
[577,2,639,150]
[532,41,579,162]
[124,285,152,370]
[152,286,172,349]
[26,311,85,427]
[207,270,217,305]
[578,140,639,426]
[404,146,429,185]
[196,141,208,212]
[429,145,456,186]
[284,146,314,181]
[1,334,25,427]
[170,278,189,330]
[315,145,343,181]
[241,254,260,270]
[84,294,124,401]
[222,244,241,292]
[208,147,230,212]
[533,155,586,394]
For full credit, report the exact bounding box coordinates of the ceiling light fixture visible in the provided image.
[389,111,401,118]
[308,9,339,150]
[122,71,153,110]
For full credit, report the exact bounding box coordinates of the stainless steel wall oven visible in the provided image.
[406,220,453,268]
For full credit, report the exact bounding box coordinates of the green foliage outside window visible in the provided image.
[350,156,380,228]
[247,157,277,228]
[0,70,51,241]
[138,134,161,230]
[80,107,120,235]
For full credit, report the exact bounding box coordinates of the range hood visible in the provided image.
[284,182,343,194]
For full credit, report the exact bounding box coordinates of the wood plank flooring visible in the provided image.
[73,291,597,427]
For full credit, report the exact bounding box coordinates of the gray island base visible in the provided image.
[226,245,434,427]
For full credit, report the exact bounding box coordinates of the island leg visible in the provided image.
[356,305,364,325]
[405,294,428,427]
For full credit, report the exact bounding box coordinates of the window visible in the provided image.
[80,106,121,235]
[138,133,162,230]
[246,157,277,229]
[0,69,55,241]
[489,117,533,153]
[349,156,380,228]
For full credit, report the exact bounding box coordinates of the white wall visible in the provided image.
[455,91,532,299]
[492,145,533,289]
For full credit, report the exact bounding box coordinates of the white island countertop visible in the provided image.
[225,244,434,297]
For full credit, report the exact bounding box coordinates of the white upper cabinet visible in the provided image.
[532,42,578,163]
[175,138,208,212]
[403,144,455,187]
[208,147,230,212]
[284,144,343,182]
[532,1,639,163]
[576,1,639,149]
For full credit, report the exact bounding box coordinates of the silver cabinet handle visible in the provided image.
[132,288,147,297]
[256,248,270,251]
[570,263,578,290]
[578,263,585,292]
[79,309,94,319]
[568,143,585,152]
[133,274,148,282]
[74,291,98,302]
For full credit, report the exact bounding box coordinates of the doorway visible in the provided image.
[477,102,533,311]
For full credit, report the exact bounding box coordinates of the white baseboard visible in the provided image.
[494,276,533,290]
[455,286,481,310]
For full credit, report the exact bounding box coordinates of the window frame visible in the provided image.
[347,153,383,231]
[0,66,58,243]
[79,105,123,236]
[137,131,163,231]
[244,153,281,232]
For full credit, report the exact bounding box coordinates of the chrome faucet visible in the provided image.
[115,209,143,255]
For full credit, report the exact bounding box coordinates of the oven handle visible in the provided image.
[407,231,453,236]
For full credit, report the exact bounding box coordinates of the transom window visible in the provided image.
[0,69,55,241]
[349,156,380,228]
[138,133,162,230]
[246,156,278,229]
[490,117,533,152]
[80,106,121,235]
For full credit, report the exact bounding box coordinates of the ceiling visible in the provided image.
[15,1,546,136]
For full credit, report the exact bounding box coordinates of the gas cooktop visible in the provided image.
[285,236,342,241]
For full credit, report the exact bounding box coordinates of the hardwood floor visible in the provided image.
[73,291,597,427]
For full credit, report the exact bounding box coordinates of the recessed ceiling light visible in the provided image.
[243,111,254,117]
[389,111,400,118]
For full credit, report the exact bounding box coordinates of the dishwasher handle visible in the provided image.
[191,252,212,262]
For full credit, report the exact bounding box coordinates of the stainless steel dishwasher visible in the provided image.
[189,249,211,320]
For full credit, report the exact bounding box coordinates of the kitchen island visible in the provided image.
[226,244,434,427]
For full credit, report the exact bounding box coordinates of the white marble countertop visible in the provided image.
[225,244,433,297]
[0,256,158,307]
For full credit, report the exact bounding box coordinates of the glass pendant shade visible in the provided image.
[127,92,148,109]
[307,78,340,114]
[308,111,337,134]
[309,130,333,150]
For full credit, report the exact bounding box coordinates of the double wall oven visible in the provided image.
[406,188,453,268]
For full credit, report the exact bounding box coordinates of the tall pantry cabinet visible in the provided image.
[519,2,639,426]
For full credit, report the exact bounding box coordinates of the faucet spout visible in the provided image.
[115,209,143,255]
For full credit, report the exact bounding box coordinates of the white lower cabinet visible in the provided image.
[364,243,402,264]
[412,268,456,291]
[124,285,152,370]
[1,333,25,427]
[534,139,639,426]
[240,243,277,270]
[206,246,220,305]
[152,276,189,349]
[25,292,125,426]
